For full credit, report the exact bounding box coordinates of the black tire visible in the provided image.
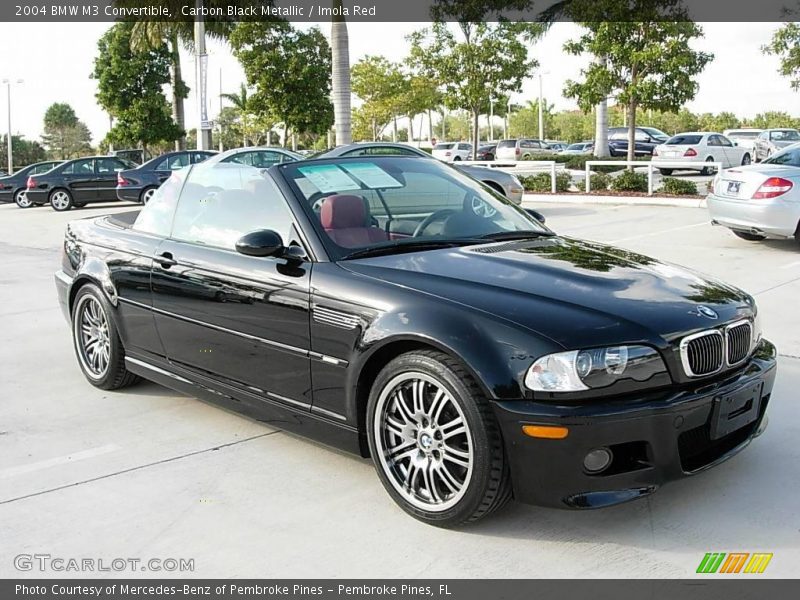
[733,230,766,241]
[453,156,462,162]
[71,284,141,390]
[49,188,74,211]
[659,168,673,176]
[741,153,751,166]
[486,153,494,161]
[700,157,716,176]
[73,202,87,208]
[13,188,32,208]
[366,350,511,527]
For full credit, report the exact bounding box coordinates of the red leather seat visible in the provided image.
[321,195,389,248]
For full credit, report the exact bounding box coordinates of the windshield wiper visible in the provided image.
[479,230,556,241]
[342,239,483,260]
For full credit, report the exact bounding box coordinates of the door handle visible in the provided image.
[154,251,177,268]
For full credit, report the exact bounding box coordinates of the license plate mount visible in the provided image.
[710,382,763,440]
[726,181,742,195]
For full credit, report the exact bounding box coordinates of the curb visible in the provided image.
[522,193,708,209]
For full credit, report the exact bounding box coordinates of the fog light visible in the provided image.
[583,447,613,473]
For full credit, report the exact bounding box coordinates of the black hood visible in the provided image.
[343,236,754,350]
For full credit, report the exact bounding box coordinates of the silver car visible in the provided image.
[707,142,800,243]
[753,128,800,162]
[314,143,525,204]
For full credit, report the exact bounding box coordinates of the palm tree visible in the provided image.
[122,1,237,150]
[330,0,352,146]
[220,83,251,147]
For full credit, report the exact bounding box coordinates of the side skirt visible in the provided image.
[124,354,363,456]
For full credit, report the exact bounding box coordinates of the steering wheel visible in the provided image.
[413,209,457,237]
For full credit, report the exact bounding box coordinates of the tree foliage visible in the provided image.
[41,103,92,159]
[563,0,713,161]
[92,23,183,151]
[763,22,800,91]
[230,21,334,144]
[409,21,545,153]
[0,135,47,168]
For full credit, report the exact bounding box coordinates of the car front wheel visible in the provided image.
[49,189,73,211]
[71,284,140,390]
[367,350,511,527]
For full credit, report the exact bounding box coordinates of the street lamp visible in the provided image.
[2,78,23,174]
[535,71,550,142]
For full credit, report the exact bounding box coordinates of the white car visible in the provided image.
[652,132,752,175]
[707,142,800,243]
[723,128,763,152]
[432,142,473,162]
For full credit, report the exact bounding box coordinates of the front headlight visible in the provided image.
[525,345,667,392]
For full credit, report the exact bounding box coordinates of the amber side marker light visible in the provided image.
[522,425,569,439]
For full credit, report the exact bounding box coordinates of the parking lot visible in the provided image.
[1,199,798,578]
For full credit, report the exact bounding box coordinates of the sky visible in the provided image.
[0,21,796,144]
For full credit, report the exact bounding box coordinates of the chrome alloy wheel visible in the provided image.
[74,295,111,379]
[15,189,31,208]
[142,188,156,204]
[374,372,473,512]
[51,190,71,210]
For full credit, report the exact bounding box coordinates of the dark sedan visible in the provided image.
[56,154,776,527]
[117,150,216,205]
[608,126,669,157]
[27,155,137,211]
[0,160,62,207]
[475,144,497,161]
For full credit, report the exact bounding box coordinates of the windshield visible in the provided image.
[279,157,551,259]
[762,143,800,166]
[770,130,800,141]
[666,135,703,145]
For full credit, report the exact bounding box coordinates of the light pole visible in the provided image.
[2,78,23,174]
[536,71,549,142]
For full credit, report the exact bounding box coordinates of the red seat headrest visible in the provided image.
[321,195,366,229]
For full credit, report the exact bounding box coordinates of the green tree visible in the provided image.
[763,23,800,91]
[509,100,556,139]
[351,56,407,141]
[92,23,183,153]
[230,21,334,146]
[563,0,713,162]
[409,21,546,154]
[0,135,47,168]
[41,103,92,159]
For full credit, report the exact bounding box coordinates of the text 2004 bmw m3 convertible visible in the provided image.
[55,152,777,527]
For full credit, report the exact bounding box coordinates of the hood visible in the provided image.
[343,236,754,350]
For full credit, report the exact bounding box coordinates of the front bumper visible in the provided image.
[492,339,777,509]
[708,193,800,238]
[55,269,73,322]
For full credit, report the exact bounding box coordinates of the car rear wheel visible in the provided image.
[72,284,140,390]
[49,189,73,211]
[140,186,157,204]
[700,157,716,176]
[367,350,511,527]
[453,156,462,162]
[14,189,32,208]
[733,230,766,241]
[741,153,751,166]
[659,169,673,176]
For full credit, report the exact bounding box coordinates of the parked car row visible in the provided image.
[3,143,529,212]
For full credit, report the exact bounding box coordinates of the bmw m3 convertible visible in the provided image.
[56,151,777,527]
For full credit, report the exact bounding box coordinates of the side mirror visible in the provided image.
[235,230,285,258]
[525,208,546,224]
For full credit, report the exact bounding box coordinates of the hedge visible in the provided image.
[610,170,649,192]
[519,171,572,193]
[660,177,698,196]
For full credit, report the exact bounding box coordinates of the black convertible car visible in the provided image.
[55,153,776,526]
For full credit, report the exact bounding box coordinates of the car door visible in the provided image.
[150,162,313,407]
[95,157,131,201]
[61,158,97,202]
[716,135,741,167]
